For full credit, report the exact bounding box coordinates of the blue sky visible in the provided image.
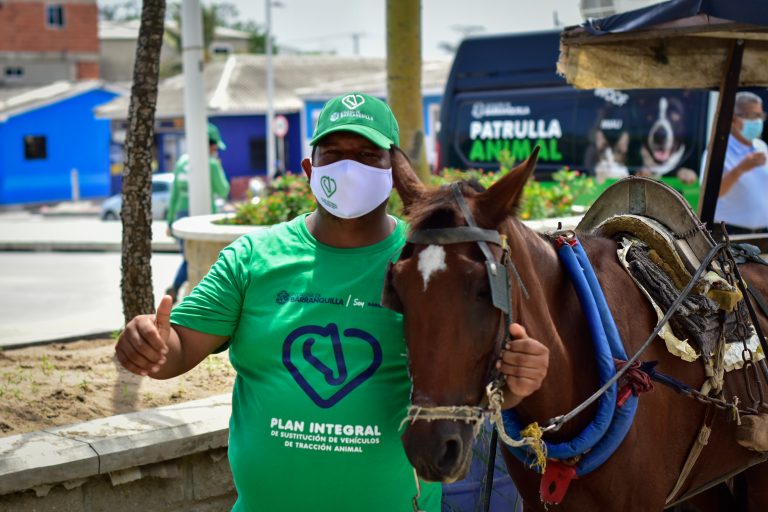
[99,0,584,59]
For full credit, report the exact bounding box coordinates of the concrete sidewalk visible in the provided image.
[0,212,178,252]
[0,252,180,348]
[0,207,181,347]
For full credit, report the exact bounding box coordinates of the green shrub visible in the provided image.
[223,152,594,225]
[224,174,314,226]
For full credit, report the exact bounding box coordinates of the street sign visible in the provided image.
[273,115,289,138]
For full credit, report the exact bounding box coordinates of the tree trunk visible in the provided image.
[386,0,429,180]
[121,0,166,324]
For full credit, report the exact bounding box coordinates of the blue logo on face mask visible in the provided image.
[741,119,764,141]
[282,323,382,408]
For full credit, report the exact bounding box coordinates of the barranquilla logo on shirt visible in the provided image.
[282,323,382,408]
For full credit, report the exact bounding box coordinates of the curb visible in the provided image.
[2,330,118,350]
[0,242,179,253]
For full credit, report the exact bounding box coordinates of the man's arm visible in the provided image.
[210,159,230,200]
[167,169,181,227]
[115,295,228,379]
[719,152,768,197]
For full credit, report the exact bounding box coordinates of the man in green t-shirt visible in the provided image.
[165,122,231,303]
[115,93,549,512]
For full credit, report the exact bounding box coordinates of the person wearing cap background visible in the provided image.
[115,93,549,511]
[164,122,231,302]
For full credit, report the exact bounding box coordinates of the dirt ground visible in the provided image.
[0,338,236,437]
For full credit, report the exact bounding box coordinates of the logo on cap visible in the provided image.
[341,94,365,110]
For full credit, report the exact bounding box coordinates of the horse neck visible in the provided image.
[503,220,601,433]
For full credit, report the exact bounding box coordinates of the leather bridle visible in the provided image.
[398,182,527,429]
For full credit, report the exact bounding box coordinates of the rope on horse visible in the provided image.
[400,382,549,472]
[400,405,486,438]
[486,382,548,471]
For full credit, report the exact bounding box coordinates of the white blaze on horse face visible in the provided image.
[418,245,448,291]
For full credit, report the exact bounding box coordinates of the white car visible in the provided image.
[100,173,174,221]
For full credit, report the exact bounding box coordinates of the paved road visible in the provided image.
[0,252,179,348]
[0,210,177,252]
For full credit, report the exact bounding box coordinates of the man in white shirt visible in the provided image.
[709,91,768,238]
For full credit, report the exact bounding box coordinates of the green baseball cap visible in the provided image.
[310,92,400,149]
[208,122,226,150]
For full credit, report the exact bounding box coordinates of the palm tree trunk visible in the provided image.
[121,0,166,324]
[386,0,429,180]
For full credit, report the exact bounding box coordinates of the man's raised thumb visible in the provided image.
[155,295,173,340]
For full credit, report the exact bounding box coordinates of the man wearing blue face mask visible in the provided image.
[114,92,550,511]
[710,91,768,237]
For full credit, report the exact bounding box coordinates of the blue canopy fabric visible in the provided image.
[583,0,768,36]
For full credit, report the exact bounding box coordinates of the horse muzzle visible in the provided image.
[401,419,476,483]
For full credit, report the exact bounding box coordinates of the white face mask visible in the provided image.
[310,159,393,219]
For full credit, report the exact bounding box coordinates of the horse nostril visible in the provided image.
[438,437,462,470]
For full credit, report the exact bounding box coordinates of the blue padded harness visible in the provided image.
[502,235,638,476]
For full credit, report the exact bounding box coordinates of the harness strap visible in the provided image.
[664,407,715,506]
[747,285,768,323]
[480,428,498,512]
[451,184,498,265]
[664,452,768,508]
[449,183,511,512]
[732,270,768,379]
[407,227,503,246]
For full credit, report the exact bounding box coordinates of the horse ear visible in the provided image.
[476,146,540,226]
[391,146,427,214]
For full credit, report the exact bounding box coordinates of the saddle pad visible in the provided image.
[617,237,764,371]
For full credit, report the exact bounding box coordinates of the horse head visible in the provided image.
[384,147,539,482]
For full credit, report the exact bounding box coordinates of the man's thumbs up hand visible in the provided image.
[154,294,172,343]
[115,295,173,377]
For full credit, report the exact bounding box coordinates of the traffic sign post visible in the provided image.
[273,115,289,138]
[273,115,289,175]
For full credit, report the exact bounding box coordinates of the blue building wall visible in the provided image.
[302,95,442,167]
[0,89,119,205]
[211,114,303,177]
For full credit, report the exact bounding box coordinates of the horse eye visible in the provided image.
[461,261,489,299]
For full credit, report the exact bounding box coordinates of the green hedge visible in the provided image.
[223,151,596,226]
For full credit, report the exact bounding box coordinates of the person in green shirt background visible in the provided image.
[116,93,549,511]
[165,122,231,302]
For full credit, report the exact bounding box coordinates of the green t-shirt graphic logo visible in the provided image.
[283,323,382,408]
[321,176,337,197]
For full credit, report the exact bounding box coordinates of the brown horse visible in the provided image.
[385,149,768,511]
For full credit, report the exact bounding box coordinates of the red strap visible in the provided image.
[615,358,654,407]
[540,460,578,505]
[554,235,578,249]
[617,386,634,407]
